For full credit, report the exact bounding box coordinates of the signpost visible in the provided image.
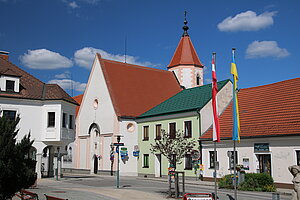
[114,135,123,189]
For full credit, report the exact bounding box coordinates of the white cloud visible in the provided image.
[55,71,71,79]
[218,10,277,32]
[20,49,73,69]
[48,79,86,92]
[74,47,153,69]
[246,41,290,59]
[69,1,79,8]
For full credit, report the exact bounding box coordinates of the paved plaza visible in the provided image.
[13,173,293,200]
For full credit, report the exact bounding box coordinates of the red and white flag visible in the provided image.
[212,54,220,142]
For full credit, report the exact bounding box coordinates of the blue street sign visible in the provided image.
[116,146,119,153]
[114,143,124,146]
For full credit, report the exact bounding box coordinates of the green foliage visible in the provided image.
[0,114,36,200]
[150,129,196,166]
[239,173,276,192]
[218,174,234,189]
[219,173,276,192]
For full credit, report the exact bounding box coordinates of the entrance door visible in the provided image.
[94,155,98,174]
[155,154,162,177]
[258,154,271,176]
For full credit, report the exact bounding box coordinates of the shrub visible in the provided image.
[219,173,276,192]
[239,173,276,192]
[218,174,234,189]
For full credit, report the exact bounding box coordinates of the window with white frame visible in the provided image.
[209,151,217,169]
[6,80,15,92]
[47,112,55,127]
[184,121,192,138]
[69,114,73,129]
[62,113,67,128]
[228,151,238,169]
[169,122,176,139]
[3,110,17,121]
[297,150,300,166]
[143,154,149,168]
[143,126,149,141]
[185,154,192,170]
[155,124,161,140]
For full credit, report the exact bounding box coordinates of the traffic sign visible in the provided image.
[114,143,124,146]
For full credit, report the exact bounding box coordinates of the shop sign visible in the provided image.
[254,143,269,152]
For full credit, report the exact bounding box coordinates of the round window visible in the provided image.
[93,99,99,109]
[127,123,135,132]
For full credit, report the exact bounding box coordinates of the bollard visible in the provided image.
[272,192,280,200]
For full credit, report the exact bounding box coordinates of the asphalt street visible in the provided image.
[14,174,292,200]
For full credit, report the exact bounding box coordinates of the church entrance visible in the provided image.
[94,155,98,174]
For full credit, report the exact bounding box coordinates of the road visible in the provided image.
[19,174,292,200]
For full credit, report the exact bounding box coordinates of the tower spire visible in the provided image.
[182,11,189,37]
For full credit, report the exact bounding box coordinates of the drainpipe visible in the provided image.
[196,109,203,180]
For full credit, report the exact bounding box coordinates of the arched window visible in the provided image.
[196,74,200,85]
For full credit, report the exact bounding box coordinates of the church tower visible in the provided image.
[168,12,204,89]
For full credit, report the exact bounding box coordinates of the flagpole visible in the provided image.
[233,140,237,200]
[214,141,217,199]
[232,48,238,200]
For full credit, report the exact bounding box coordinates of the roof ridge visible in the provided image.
[99,57,170,73]
[241,77,300,91]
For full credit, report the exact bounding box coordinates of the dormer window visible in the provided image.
[6,80,15,92]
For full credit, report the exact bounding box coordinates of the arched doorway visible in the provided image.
[88,123,100,174]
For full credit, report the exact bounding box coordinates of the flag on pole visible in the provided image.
[231,49,240,142]
[212,53,220,142]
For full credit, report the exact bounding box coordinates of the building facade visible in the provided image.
[137,80,232,177]
[0,52,78,178]
[201,78,300,187]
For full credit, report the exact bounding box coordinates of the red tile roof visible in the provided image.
[201,78,300,140]
[168,35,203,69]
[0,57,78,105]
[73,94,83,116]
[97,54,182,118]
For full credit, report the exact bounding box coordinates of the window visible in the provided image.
[3,110,16,121]
[155,124,161,140]
[143,126,149,141]
[69,114,73,129]
[184,121,192,138]
[196,74,200,85]
[62,113,67,128]
[228,151,238,169]
[185,154,192,170]
[6,80,15,92]
[169,123,176,139]
[209,151,217,169]
[48,112,55,127]
[297,151,300,166]
[143,154,149,168]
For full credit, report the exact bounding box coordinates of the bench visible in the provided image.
[15,189,39,199]
[44,194,68,200]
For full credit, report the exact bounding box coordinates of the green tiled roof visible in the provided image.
[137,79,231,119]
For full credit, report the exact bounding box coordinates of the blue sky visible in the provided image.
[1,0,299,96]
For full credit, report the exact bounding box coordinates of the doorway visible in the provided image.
[155,154,162,177]
[257,154,271,176]
[94,155,98,174]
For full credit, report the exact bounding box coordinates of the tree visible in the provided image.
[0,114,36,200]
[150,129,196,168]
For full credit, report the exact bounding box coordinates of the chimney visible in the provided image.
[0,51,9,61]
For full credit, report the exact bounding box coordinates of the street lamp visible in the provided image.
[114,135,123,188]
[110,143,114,176]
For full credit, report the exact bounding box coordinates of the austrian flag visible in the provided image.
[212,53,220,142]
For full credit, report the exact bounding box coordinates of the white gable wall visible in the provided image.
[201,81,233,134]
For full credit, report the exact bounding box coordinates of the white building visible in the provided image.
[74,54,181,176]
[201,78,300,188]
[0,52,78,178]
